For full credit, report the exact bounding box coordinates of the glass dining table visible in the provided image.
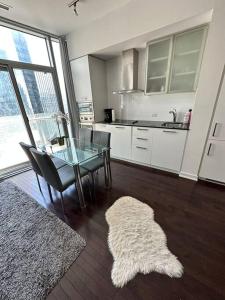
[40,137,110,208]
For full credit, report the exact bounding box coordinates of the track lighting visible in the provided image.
[68,0,80,16]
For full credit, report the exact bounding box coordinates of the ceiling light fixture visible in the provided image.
[68,0,80,16]
[0,2,12,11]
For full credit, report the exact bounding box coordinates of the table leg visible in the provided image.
[73,164,86,209]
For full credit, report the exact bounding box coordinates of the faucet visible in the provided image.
[169,108,177,123]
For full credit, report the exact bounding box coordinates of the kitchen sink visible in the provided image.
[161,122,184,129]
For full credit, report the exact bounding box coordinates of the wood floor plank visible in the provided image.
[10,161,225,300]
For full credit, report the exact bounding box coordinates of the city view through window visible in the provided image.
[0,26,67,176]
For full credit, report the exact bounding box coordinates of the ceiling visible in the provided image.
[0,0,131,35]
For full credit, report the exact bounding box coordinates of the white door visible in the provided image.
[151,129,187,172]
[209,72,225,141]
[200,140,225,183]
[70,56,92,102]
[110,125,132,159]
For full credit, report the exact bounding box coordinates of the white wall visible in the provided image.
[180,0,225,180]
[67,0,213,59]
[106,50,195,122]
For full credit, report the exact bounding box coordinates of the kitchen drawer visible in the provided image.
[133,127,152,138]
[132,144,151,165]
[132,136,151,148]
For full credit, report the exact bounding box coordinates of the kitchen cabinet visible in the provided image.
[70,56,93,102]
[70,55,108,123]
[132,127,152,165]
[145,26,207,95]
[94,124,132,160]
[151,129,187,172]
[145,37,172,94]
[95,124,187,173]
[200,140,225,183]
[199,71,225,183]
[169,27,207,93]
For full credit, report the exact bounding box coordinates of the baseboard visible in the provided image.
[179,172,198,181]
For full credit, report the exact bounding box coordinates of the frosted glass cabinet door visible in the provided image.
[145,38,172,94]
[169,27,206,93]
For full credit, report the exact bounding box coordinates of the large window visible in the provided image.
[0,24,69,178]
[0,26,50,66]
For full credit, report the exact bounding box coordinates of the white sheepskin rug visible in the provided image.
[105,196,183,288]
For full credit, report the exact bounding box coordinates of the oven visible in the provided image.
[78,102,94,123]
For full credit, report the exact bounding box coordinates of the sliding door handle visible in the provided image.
[212,123,218,137]
[207,143,213,156]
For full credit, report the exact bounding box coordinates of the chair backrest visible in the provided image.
[79,127,92,146]
[19,142,42,176]
[30,148,62,191]
[92,130,111,148]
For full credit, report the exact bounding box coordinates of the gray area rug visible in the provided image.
[0,180,86,300]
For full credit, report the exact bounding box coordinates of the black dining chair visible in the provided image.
[19,142,66,196]
[30,148,89,212]
[81,130,112,190]
[79,127,92,146]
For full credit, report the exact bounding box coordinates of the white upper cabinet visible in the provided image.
[70,56,93,103]
[169,27,207,93]
[145,37,172,94]
[145,26,207,95]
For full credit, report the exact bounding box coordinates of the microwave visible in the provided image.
[78,102,93,115]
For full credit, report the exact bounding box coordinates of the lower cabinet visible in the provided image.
[94,124,187,173]
[94,124,132,160]
[151,129,187,172]
[132,127,152,165]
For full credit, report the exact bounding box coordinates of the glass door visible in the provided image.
[0,66,30,176]
[13,68,67,147]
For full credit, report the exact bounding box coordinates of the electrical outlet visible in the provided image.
[152,113,158,118]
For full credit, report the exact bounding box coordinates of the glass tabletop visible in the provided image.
[40,137,109,166]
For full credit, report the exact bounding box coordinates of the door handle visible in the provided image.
[115,126,125,129]
[207,143,213,156]
[136,138,148,141]
[212,122,218,137]
[136,146,147,150]
[137,128,148,131]
[163,130,177,133]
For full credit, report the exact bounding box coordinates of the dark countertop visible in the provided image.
[97,119,189,130]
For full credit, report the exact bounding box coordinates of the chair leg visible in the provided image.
[60,192,65,217]
[89,172,95,200]
[47,184,53,203]
[35,173,42,194]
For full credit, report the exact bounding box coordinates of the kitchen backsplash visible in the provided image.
[110,92,195,122]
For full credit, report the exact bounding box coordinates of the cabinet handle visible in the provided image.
[136,138,148,141]
[115,126,125,129]
[163,130,177,133]
[136,146,148,150]
[212,123,218,137]
[207,143,213,156]
[137,128,148,131]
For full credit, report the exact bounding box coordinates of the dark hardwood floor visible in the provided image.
[11,161,225,300]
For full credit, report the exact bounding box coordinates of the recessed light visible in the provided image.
[0,2,12,11]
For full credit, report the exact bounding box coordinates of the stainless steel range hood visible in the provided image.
[112,49,144,95]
